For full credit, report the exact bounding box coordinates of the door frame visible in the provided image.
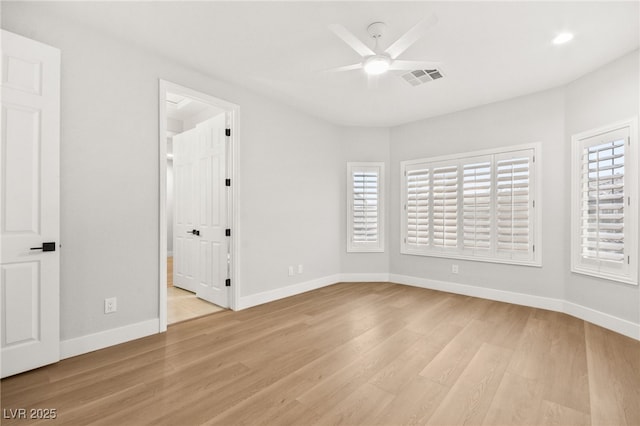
[158,79,240,332]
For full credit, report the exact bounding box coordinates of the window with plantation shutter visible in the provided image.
[347,162,384,252]
[401,143,540,266]
[432,165,458,249]
[463,159,492,252]
[495,152,534,260]
[571,119,638,285]
[406,166,430,247]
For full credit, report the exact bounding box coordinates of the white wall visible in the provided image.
[390,88,567,300]
[564,50,640,324]
[2,3,343,340]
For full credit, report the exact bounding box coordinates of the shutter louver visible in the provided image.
[432,165,458,247]
[463,161,491,250]
[406,168,430,246]
[352,171,378,243]
[580,139,625,263]
[496,156,531,255]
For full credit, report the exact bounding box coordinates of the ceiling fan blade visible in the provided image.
[389,60,441,71]
[384,14,438,59]
[326,63,364,72]
[329,24,376,58]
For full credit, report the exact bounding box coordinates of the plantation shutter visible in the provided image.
[352,170,379,243]
[495,151,533,259]
[347,162,384,252]
[406,166,430,247]
[463,159,492,251]
[432,164,458,248]
[580,138,626,263]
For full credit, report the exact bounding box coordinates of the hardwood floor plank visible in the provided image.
[425,342,513,425]
[482,371,544,425]
[537,400,591,426]
[585,322,640,426]
[372,375,448,426]
[418,319,496,386]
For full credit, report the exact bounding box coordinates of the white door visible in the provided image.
[194,115,229,307]
[0,31,61,378]
[173,128,198,293]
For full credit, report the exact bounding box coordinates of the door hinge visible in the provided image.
[225,128,231,137]
[533,155,535,163]
[628,255,630,264]
[225,278,231,287]
[533,244,535,253]
[533,200,535,208]
[225,229,231,237]
[225,178,231,187]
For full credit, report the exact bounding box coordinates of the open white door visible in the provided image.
[194,114,229,307]
[173,128,198,293]
[0,31,60,378]
[172,114,229,308]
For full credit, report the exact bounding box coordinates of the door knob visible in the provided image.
[30,242,56,252]
[186,229,200,236]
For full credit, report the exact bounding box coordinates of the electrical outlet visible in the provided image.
[452,264,459,274]
[288,266,294,276]
[298,264,303,274]
[104,297,117,314]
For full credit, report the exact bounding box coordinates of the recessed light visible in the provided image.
[552,32,574,45]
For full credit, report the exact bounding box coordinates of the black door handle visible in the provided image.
[186,229,200,236]
[30,242,56,252]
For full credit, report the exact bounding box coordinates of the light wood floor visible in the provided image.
[167,256,225,324]
[168,286,225,324]
[2,283,638,425]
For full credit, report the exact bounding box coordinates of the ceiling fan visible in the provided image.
[328,15,440,76]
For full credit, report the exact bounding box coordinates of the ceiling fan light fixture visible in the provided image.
[364,55,391,75]
[552,32,574,45]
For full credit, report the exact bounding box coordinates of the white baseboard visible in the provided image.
[59,273,638,361]
[60,319,160,360]
[167,251,173,257]
[237,274,341,310]
[339,273,390,282]
[389,273,638,341]
[563,301,639,340]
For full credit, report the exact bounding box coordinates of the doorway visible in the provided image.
[158,81,239,331]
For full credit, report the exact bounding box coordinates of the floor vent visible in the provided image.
[401,68,444,86]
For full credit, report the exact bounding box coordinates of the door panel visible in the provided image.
[195,114,228,307]
[1,30,60,378]
[173,129,198,292]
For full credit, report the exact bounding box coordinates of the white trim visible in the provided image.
[60,319,159,360]
[167,250,173,257]
[339,273,390,282]
[346,162,385,253]
[389,273,639,341]
[237,275,340,310]
[570,117,639,286]
[563,301,639,340]
[158,80,241,333]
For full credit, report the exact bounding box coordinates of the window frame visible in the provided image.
[347,162,385,253]
[570,118,638,285]
[400,143,541,267]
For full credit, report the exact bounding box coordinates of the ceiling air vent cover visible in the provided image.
[401,69,444,86]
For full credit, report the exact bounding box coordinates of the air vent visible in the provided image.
[401,69,444,87]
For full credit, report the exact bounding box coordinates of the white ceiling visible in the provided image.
[32,1,639,127]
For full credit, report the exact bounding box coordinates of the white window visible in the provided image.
[571,118,638,285]
[347,162,384,252]
[401,144,540,266]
